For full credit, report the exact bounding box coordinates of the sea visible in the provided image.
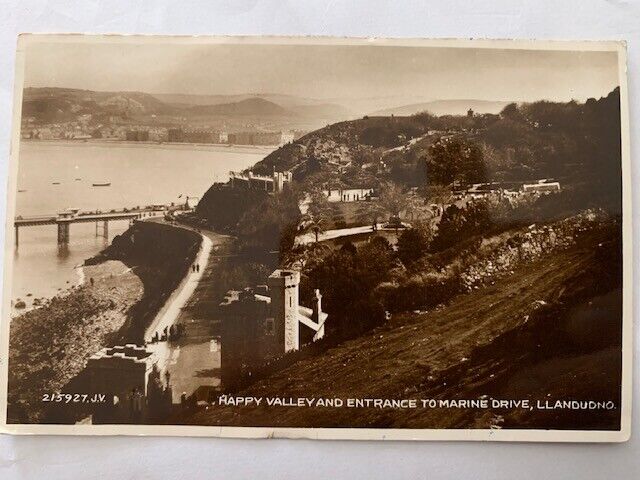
[9,140,269,311]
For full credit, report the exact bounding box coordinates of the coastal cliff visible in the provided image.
[7,221,201,423]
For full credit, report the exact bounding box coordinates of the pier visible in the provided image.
[14,207,171,246]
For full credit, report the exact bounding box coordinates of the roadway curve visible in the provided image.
[143,222,212,343]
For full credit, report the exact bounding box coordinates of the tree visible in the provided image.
[427,138,487,186]
[397,223,431,266]
[429,200,492,252]
[301,189,333,242]
[500,102,524,122]
[237,187,302,255]
[424,184,453,206]
[379,183,406,218]
[355,201,386,231]
[403,192,425,221]
[379,182,408,233]
[300,237,392,337]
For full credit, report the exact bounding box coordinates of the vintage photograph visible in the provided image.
[0,36,631,441]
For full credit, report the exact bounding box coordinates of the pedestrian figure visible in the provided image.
[196,264,200,273]
[90,277,94,286]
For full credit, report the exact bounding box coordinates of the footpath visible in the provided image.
[144,219,231,403]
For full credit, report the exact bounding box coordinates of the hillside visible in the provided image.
[22,87,352,126]
[189,97,289,117]
[152,92,348,110]
[247,88,621,199]
[185,219,622,430]
[250,114,436,187]
[22,87,176,121]
[372,99,510,117]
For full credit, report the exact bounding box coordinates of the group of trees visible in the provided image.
[300,236,395,337]
[426,139,487,185]
[236,187,302,258]
[479,89,621,199]
[195,184,270,232]
[429,201,493,253]
[298,182,417,242]
[354,182,412,231]
[401,88,622,210]
[192,88,622,346]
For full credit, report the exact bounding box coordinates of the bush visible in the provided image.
[430,201,492,253]
[380,271,461,313]
[397,226,430,266]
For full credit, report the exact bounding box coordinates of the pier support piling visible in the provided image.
[95,220,109,240]
[57,222,70,246]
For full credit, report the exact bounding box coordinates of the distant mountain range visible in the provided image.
[22,87,354,125]
[21,87,511,127]
[371,99,511,117]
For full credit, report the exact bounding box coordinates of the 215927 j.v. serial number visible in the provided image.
[42,393,108,404]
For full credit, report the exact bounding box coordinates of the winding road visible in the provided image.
[142,219,230,403]
[144,224,213,343]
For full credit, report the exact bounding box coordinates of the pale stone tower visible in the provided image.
[267,269,301,352]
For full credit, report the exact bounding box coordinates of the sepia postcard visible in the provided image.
[0,35,631,442]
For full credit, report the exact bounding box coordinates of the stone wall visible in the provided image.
[460,209,610,291]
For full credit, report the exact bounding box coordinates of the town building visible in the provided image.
[522,180,561,193]
[147,127,168,142]
[323,187,374,202]
[219,269,327,390]
[31,127,54,140]
[460,180,561,199]
[126,129,150,141]
[85,344,171,423]
[229,170,292,193]
[168,128,226,144]
[227,131,288,146]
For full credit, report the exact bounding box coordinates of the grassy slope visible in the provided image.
[187,228,621,429]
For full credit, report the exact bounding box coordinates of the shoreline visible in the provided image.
[75,264,85,287]
[7,220,202,423]
[20,138,278,155]
[11,264,86,318]
[7,259,145,423]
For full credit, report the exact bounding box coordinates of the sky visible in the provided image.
[21,38,620,104]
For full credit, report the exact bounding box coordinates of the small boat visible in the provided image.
[92,182,111,187]
[17,189,26,193]
[52,182,60,185]
[75,178,82,181]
